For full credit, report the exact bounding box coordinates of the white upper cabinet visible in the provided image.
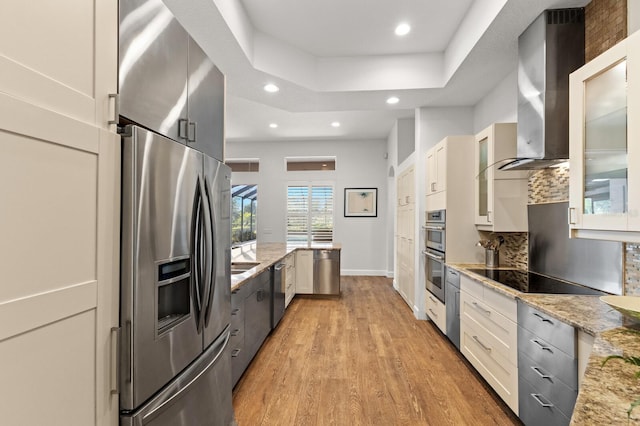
[569,30,640,242]
[474,123,528,232]
[426,141,447,197]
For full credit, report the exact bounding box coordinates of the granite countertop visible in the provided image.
[230,242,341,291]
[449,264,640,425]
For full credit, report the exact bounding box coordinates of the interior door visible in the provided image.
[121,126,203,410]
[202,157,232,348]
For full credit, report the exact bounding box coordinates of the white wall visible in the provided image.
[473,68,518,132]
[226,138,388,275]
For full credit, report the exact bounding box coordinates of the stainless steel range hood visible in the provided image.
[500,8,585,171]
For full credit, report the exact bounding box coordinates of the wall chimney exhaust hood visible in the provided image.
[500,8,585,171]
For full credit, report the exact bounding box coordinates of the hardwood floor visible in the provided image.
[232,276,521,425]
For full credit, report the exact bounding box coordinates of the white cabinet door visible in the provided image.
[569,31,640,242]
[295,250,314,294]
[474,123,527,232]
[0,2,119,425]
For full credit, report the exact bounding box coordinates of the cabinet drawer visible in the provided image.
[518,302,576,357]
[230,325,244,350]
[519,376,571,426]
[426,292,446,333]
[518,326,577,390]
[483,284,517,319]
[461,291,517,365]
[230,303,244,328]
[461,319,518,413]
[461,275,484,300]
[519,352,577,418]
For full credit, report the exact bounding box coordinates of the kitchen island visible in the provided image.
[450,264,640,424]
[230,242,342,291]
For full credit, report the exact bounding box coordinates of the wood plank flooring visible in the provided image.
[232,276,521,425]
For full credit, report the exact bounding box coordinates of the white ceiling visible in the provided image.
[239,0,474,57]
[163,0,590,142]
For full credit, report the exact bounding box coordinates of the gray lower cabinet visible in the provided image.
[230,269,271,387]
[517,301,577,426]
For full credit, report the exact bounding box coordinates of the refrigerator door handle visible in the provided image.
[203,179,216,327]
[197,178,213,332]
[191,182,204,333]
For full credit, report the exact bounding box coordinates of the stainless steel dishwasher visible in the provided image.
[445,267,460,350]
[271,262,285,329]
[313,249,340,295]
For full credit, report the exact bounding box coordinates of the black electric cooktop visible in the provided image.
[466,268,607,296]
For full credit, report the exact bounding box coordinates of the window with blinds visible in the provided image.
[287,184,334,243]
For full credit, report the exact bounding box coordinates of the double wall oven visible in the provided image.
[423,210,446,303]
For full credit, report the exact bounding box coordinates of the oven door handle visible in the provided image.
[422,225,445,231]
[422,250,444,261]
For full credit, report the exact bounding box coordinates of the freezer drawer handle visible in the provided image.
[141,331,230,423]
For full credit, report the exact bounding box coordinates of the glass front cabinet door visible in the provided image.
[569,30,640,242]
[474,123,528,232]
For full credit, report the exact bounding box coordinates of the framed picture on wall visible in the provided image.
[344,188,377,217]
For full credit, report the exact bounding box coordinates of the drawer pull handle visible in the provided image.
[472,335,492,353]
[472,302,491,316]
[532,339,554,353]
[531,366,552,380]
[533,312,554,324]
[231,329,240,337]
[531,393,553,408]
[231,348,241,357]
[429,295,438,304]
[231,308,240,315]
[428,308,438,319]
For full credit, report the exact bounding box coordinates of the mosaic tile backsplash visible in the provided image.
[478,231,528,270]
[528,166,570,205]
[527,166,640,295]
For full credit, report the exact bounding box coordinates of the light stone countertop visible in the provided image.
[449,264,640,425]
[230,242,341,291]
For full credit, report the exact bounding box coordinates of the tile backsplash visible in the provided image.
[625,244,640,295]
[528,166,640,295]
[528,166,570,205]
[479,231,528,270]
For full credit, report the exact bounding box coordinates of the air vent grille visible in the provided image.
[547,8,584,25]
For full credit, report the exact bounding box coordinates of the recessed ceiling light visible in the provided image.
[331,121,341,127]
[264,83,279,93]
[386,96,400,105]
[269,123,278,128]
[395,23,411,36]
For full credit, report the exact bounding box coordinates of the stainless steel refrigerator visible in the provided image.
[119,125,234,425]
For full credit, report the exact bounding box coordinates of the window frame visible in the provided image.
[286,181,335,244]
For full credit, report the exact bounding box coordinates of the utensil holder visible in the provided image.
[485,249,499,268]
